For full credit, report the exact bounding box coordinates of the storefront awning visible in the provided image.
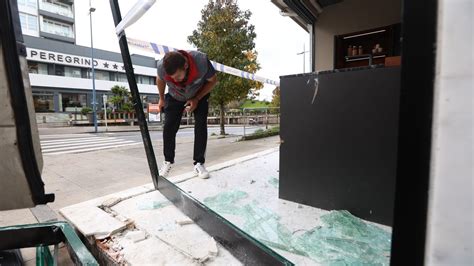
[271,0,343,30]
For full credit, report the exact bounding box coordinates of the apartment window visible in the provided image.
[81,68,91,79]
[42,18,74,38]
[64,66,81,78]
[28,62,48,75]
[134,75,141,84]
[18,0,37,9]
[54,65,64,76]
[33,91,54,112]
[134,75,155,85]
[146,76,154,85]
[19,13,38,32]
[117,73,128,83]
[145,76,156,85]
[62,93,87,112]
[109,72,117,81]
[94,70,110,81]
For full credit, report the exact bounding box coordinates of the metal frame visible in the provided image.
[0,221,98,265]
[390,0,438,264]
[0,0,54,208]
[108,0,160,191]
[108,1,293,264]
[157,175,292,265]
[0,2,95,264]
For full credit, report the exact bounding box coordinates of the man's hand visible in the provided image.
[158,98,165,113]
[185,98,199,113]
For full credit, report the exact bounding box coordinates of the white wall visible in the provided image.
[29,74,158,94]
[314,0,402,71]
[424,0,473,264]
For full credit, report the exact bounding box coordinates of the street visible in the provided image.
[37,125,279,211]
[40,124,268,139]
[38,125,270,155]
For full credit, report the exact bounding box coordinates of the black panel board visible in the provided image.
[279,67,400,226]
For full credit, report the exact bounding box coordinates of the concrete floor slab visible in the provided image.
[60,205,127,239]
[110,190,240,264]
[61,185,241,264]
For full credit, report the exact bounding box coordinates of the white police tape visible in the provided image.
[127,37,280,86]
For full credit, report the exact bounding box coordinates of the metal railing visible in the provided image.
[39,1,73,18]
[168,107,280,138]
[242,107,280,138]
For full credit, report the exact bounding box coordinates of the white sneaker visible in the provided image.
[194,163,210,179]
[160,161,173,177]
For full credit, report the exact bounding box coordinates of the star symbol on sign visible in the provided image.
[103,62,109,68]
[121,65,125,70]
[113,64,118,69]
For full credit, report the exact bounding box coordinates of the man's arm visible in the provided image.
[156,76,166,112]
[194,74,217,101]
[186,74,217,112]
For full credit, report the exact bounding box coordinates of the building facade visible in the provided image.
[17,0,159,114]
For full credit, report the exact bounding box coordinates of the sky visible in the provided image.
[74,0,309,101]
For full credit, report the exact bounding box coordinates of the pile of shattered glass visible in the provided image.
[204,190,391,265]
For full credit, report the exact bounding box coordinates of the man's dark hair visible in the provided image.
[163,52,186,75]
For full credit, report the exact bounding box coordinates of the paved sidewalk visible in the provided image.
[0,135,281,264]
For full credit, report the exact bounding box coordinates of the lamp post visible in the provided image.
[89,1,97,133]
[297,43,309,73]
[103,94,108,132]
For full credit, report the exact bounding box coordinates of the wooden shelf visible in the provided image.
[345,54,386,62]
[334,24,401,69]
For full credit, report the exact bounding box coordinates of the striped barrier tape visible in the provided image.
[127,38,280,86]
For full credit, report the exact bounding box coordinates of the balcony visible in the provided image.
[40,18,75,42]
[39,1,73,19]
[40,27,74,39]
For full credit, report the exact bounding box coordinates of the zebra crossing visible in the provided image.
[40,134,141,155]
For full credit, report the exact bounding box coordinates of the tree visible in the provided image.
[109,85,132,112]
[271,86,280,107]
[188,0,263,135]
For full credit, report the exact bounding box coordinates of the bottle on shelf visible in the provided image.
[352,46,358,56]
[348,45,353,56]
[358,46,363,55]
[373,43,383,54]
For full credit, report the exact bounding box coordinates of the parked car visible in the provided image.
[248,118,262,125]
